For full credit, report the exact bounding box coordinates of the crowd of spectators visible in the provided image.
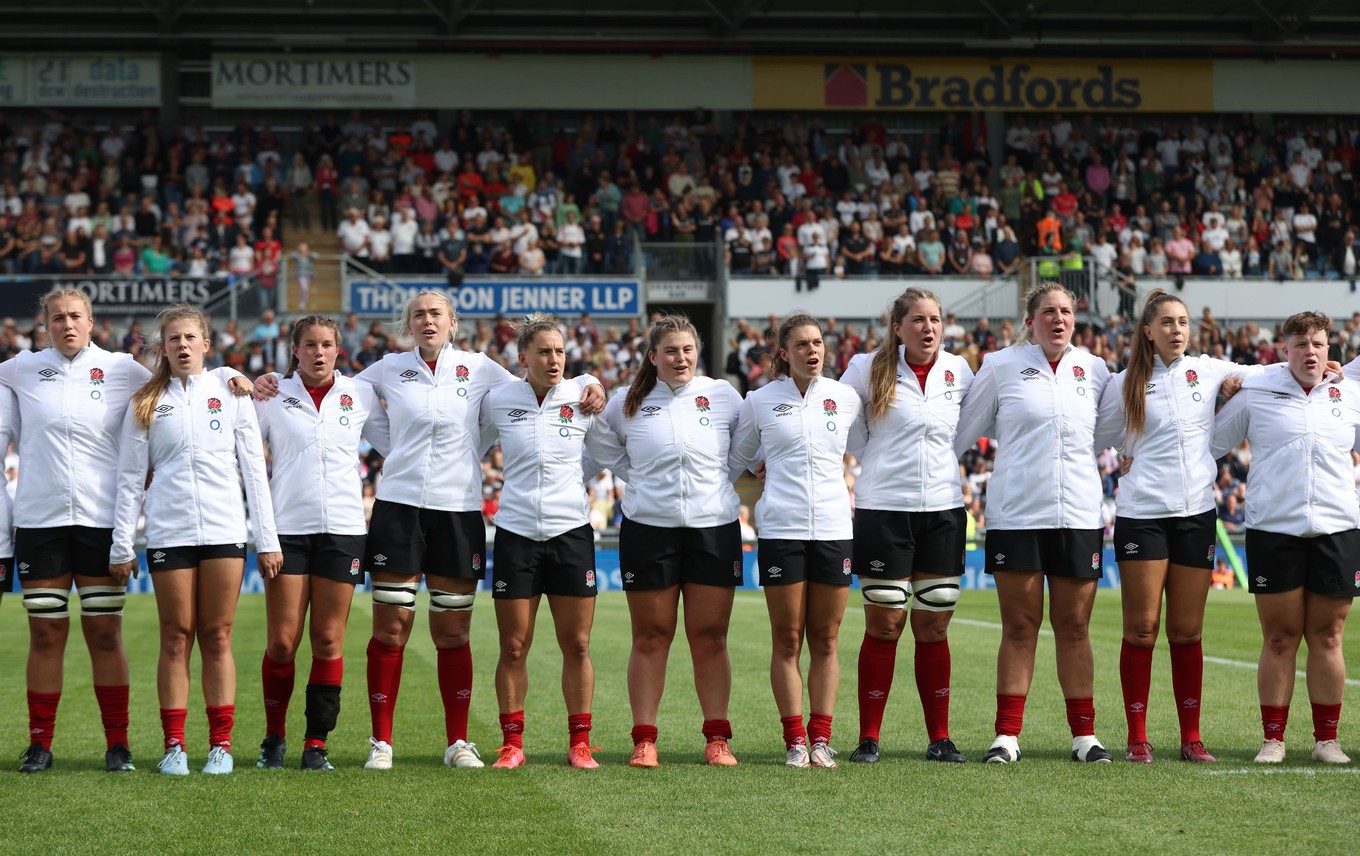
[8,107,1360,294]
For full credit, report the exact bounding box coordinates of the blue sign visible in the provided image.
[348,278,643,318]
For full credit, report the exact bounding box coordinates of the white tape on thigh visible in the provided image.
[913,576,962,612]
[861,579,912,609]
[372,581,419,611]
[77,585,127,617]
[429,589,475,613]
[22,587,71,619]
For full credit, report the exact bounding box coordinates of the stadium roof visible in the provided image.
[2,0,1360,54]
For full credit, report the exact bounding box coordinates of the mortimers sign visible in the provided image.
[211,54,416,109]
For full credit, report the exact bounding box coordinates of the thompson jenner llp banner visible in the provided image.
[752,58,1213,112]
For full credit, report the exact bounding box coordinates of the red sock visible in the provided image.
[1066,697,1096,738]
[205,704,235,748]
[808,712,833,746]
[632,724,659,745]
[26,691,60,750]
[568,713,592,747]
[160,708,187,750]
[995,694,1026,737]
[702,718,733,741]
[1312,702,1342,742]
[261,654,295,737]
[1169,640,1204,743]
[437,644,473,744]
[781,715,807,748]
[1262,705,1289,741]
[915,639,952,743]
[857,633,897,741]
[309,655,344,687]
[94,684,130,749]
[501,710,525,749]
[366,637,405,744]
[1120,640,1154,743]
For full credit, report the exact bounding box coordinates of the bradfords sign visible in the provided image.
[753,57,1212,112]
[211,55,416,108]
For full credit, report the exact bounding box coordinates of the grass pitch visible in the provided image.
[1,588,1355,855]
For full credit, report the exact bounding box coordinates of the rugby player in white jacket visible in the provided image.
[3,288,251,775]
[253,315,390,771]
[604,315,745,769]
[839,288,974,765]
[0,387,14,606]
[1213,312,1360,765]
[254,291,604,771]
[954,282,1115,765]
[110,304,281,776]
[731,313,865,768]
[478,315,620,770]
[1095,289,1278,765]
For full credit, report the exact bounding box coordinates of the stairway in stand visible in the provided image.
[282,196,344,315]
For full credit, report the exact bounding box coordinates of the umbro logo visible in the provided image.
[772,403,794,415]
[624,572,635,581]
[867,690,885,699]
[39,368,57,378]
[767,566,783,578]
[495,580,507,590]
[507,409,529,418]
[935,688,950,698]
[1145,383,1156,393]
[457,689,471,699]
[283,397,302,407]
[641,405,661,414]
[1129,702,1145,712]
[1124,543,1139,553]
[152,551,166,561]
[994,553,1005,563]
[401,370,419,378]
[1020,367,1042,379]
[371,693,388,702]
[1182,698,1199,708]
[1266,722,1283,731]
[1256,576,1267,586]
[1273,394,1290,400]
[156,404,173,414]
[18,562,29,572]
[373,554,388,565]
[869,559,885,570]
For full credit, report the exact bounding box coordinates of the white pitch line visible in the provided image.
[734,596,1360,687]
[1203,767,1360,776]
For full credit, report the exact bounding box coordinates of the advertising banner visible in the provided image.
[752,57,1213,112]
[212,54,416,108]
[0,55,160,106]
[346,277,643,318]
[0,276,231,317]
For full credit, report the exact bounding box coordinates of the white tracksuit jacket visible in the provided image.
[254,372,390,536]
[479,377,618,541]
[111,370,279,563]
[0,345,244,530]
[730,375,864,541]
[954,343,1111,530]
[840,348,973,512]
[1096,354,1265,519]
[356,344,595,513]
[600,375,744,528]
[1212,364,1360,537]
